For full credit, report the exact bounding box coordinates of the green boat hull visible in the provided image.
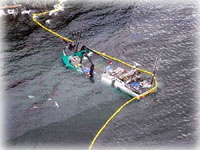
[62,49,90,71]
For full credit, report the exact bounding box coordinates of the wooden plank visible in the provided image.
[0,4,22,9]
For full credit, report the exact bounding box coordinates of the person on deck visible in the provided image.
[63,39,76,51]
[68,42,76,51]
[136,71,141,81]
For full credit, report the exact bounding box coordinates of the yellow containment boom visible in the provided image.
[32,0,158,149]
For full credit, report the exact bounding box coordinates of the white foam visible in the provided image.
[21,10,33,15]
[53,4,58,9]
[53,3,65,12]
[49,10,57,16]
[7,9,18,15]
[32,106,38,109]
[59,5,65,11]
[0,10,5,16]
[45,19,51,24]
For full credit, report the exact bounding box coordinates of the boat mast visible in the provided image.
[74,31,81,53]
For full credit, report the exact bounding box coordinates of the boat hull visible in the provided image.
[101,74,139,97]
[62,49,90,72]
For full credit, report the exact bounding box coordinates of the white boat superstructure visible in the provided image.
[101,66,152,97]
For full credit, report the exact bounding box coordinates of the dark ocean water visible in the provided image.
[2,1,199,149]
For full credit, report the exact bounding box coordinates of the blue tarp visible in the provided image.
[130,81,140,90]
[83,68,96,74]
[106,66,112,72]
[83,68,90,73]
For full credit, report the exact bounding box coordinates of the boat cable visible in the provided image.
[32,0,158,149]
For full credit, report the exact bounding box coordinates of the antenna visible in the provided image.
[151,57,160,84]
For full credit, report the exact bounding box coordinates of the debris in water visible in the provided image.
[54,102,59,108]
[28,95,35,99]
[32,105,38,109]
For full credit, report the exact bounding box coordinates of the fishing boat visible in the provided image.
[101,66,152,97]
[62,31,96,77]
[62,32,155,97]
[62,48,91,72]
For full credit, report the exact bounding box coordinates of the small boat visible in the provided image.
[101,66,152,97]
[62,32,95,77]
[62,48,91,72]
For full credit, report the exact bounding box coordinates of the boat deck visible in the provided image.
[102,66,153,95]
